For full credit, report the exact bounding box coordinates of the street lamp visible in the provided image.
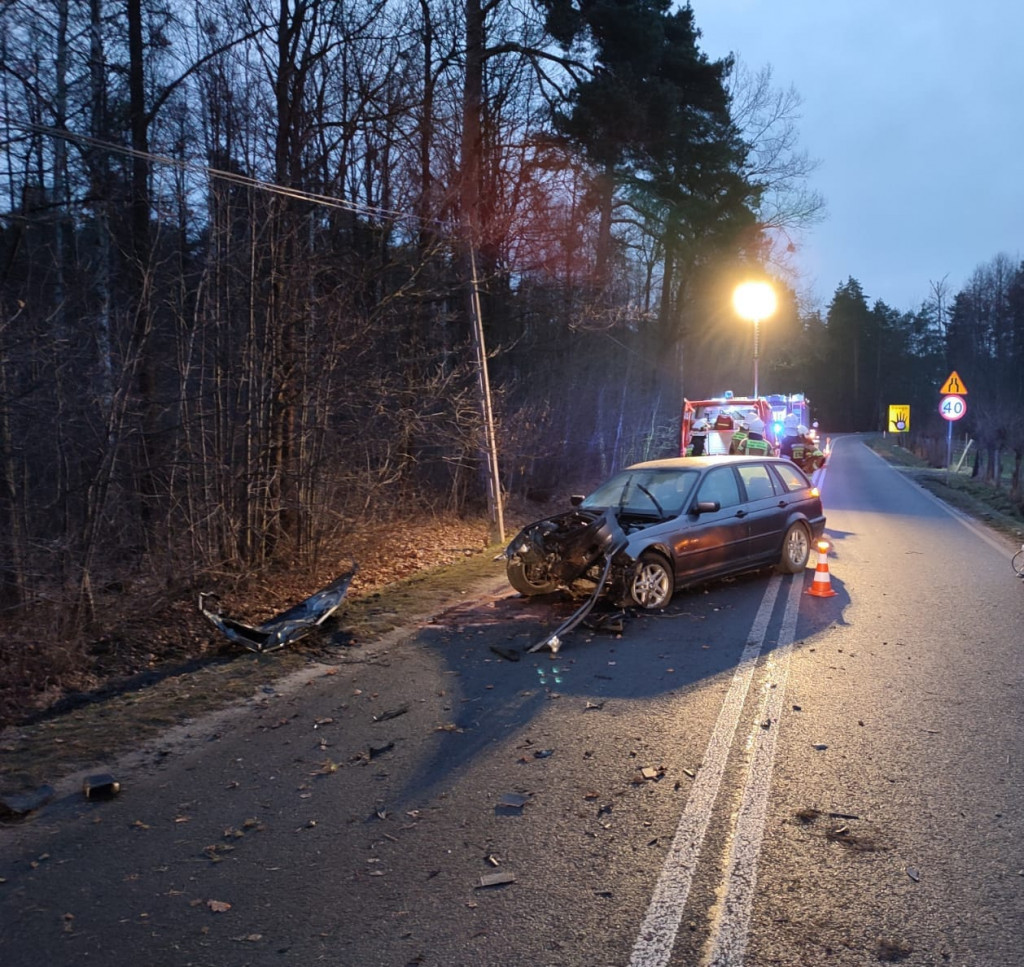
[732,280,777,398]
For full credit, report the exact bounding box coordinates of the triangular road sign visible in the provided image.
[940,370,967,395]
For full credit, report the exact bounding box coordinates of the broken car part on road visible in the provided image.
[199,565,356,653]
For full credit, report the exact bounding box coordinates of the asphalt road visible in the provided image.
[2,436,1023,966]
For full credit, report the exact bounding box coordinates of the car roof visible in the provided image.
[626,455,787,470]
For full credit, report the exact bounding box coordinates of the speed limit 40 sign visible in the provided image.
[940,395,966,421]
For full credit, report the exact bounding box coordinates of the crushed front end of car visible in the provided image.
[504,508,630,598]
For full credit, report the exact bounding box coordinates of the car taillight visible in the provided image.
[809,487,820,498]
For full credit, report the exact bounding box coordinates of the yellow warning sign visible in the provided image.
[940,371,967,395]
[888,404,910,433]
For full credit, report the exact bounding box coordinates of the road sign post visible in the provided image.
[938,372,968,476]
[940,394,966,475]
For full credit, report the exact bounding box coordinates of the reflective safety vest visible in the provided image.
[730,427,748,454]
[791,442,807,461]
[742,436,771,456]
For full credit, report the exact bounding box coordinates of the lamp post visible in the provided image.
[732,281,777,398]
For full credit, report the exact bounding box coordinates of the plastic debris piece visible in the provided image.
[198,565,356,653]
[489,646,520,662]
[906,867,920,882]
[83,774,121,800]
[495,792,530,816]
[812,744,828,751]
[476,872,516,888]
[0,784,55,819]
[373,705,409,723]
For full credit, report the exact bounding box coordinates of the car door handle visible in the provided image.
[735,510,748,518]
[778,500,787,508]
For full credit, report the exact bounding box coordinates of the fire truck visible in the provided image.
[680,392,814,456]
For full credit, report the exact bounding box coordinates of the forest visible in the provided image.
[1,0,1022,650]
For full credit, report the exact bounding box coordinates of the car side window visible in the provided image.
[738,464,778,501]
[697,467,741,508]
[772,461,811,492]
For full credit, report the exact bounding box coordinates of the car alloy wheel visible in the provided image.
[779,522,811,573]
[629,552,673,609]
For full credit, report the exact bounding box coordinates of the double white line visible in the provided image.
[629,573,804,967]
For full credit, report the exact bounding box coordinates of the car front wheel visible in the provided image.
[506,559,560,596]
[628,552,674,610]
[779,522,811,573]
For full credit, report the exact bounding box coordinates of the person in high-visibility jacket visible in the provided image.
[729,419,749,454]
[793,425,825,473]
[686,419,709,456]
[739,417,772,456]
[779,413,801,460]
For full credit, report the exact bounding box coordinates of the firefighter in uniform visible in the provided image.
[779,413,801,460]
[729,419,749,454]
[686,419,709,456]
[739,417,771,456]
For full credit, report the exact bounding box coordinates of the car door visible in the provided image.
[669,465,751,582]
[736,461,787,562]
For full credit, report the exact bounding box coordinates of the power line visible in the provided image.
[1,118,439,228]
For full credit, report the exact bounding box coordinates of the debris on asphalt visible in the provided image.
[489,646,520,662]
[0,784,55,820]
[82,773,121,800]
[495,792,530,815]
[906,867,920,882]
[372,705,409,723]
[476,871,516,888]
[812,743,828,751]
[584,610,627,634]
[639,766,666,782]
[584,700,605,711]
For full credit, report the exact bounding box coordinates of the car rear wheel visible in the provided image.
[779,522,811,573]
[628,552,674,610]
[506,560,560,596]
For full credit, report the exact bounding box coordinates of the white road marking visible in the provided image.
[628,576,783,967]
[704,574,804,966]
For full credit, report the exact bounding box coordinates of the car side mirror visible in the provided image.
[692,500,720,514]
[569,494,585,506]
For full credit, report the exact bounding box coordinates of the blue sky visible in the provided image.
[691,0,1024,313]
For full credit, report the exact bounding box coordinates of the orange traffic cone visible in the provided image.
[806,540,837,597]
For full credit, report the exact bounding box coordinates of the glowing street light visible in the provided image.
[732,280,777,398]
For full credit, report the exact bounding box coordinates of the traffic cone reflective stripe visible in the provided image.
[806,540,837,597]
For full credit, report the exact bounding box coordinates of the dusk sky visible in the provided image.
[692,1,1024,314]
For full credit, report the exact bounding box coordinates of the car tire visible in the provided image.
[778,522,811,573]
[506,560,560,596]
[628,552,674,610]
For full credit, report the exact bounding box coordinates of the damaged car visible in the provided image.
[505,456,826,610]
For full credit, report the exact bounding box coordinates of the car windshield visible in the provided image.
[582,468,698,518]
